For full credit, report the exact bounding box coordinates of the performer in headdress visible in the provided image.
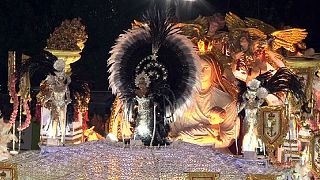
[238,67,308,155]
[107,8,200,146]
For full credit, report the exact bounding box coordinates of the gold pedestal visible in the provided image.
[44,48,82,74]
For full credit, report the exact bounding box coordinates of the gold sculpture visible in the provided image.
[225,12,308,83]
[170,53,240,148]
[47,18,87,51]
[45,18,88,74]
[225,12,307,53]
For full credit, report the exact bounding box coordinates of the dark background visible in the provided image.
[0,0,319,92]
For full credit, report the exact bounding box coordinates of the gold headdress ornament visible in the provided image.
[197,39,213,54]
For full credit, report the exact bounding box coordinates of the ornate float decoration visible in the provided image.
[45,18,88,75]
[38,18,88,146]
[284,55,320,176]
[1,7,320,179]
[258,106,288,162]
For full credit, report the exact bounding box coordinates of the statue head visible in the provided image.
[207,13,225,36]
[233,32,251,53]
[53,59,66,72]
[53,60,67,82]
[240,36,250,52]
[198,54,224,92]
[197,53,239,99]
[199,58,212,84]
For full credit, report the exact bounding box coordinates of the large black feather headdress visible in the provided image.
[108,8,200,112]
[255,67,305,100]
[254,67,309,112]
[18,50,57,80]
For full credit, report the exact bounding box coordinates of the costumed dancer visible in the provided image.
[107,9,200,146]
[238,67,307,158]
[41,60,71,144]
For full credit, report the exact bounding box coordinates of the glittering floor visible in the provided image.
[4,140,286,179]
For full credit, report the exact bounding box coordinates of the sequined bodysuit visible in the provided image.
[134,96,154,144]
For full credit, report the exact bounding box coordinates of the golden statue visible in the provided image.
[225,12,307,82]
[46,18,88,75]
[170,53,240,148]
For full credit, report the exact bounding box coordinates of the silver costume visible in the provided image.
[134,96,154,142]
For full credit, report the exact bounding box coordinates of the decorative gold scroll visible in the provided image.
[0,162,17,180]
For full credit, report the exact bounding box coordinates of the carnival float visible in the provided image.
[1,8,320,180]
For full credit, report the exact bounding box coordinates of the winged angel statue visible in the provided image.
[225,12,308,81]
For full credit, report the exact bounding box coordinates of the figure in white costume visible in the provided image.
[41,60,71,144]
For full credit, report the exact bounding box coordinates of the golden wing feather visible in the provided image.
[225,12,246,31]
[244,17,276,34]
[192,16,209,29]
[178,15,209,40]
[271,28,308,43]
[271,39,295,52]
[236,28,267,39]
[271,28,308,52]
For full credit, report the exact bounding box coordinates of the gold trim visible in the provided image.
[40,137,83,144]
[246,174,279,180]
[0,162,18,180]
[185,172,219,180]
[258,106,288,162]
[44,48,82,74]
[283,150,300,155]
[310,132,320,177]
[285,57,320,69]
[283,139,298,144]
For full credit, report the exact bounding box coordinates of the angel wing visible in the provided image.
[178,16,209,41]
[235,27,267,39]
[225,12,246,31]
[271,28,308,52]
[244,17,276,35]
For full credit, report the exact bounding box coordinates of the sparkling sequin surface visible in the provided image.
[4,140,286,179]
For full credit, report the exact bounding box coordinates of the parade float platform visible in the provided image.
[4,141,286,180]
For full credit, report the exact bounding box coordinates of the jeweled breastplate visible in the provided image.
[135,96,154,140]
